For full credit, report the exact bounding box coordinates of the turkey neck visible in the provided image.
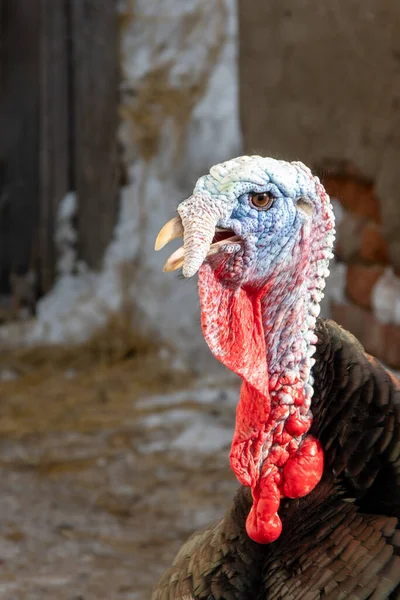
[260,238,324,422]
[228,212,333,543]
[198,184,335,543]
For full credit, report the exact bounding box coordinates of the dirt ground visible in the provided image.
[0,335,240,600]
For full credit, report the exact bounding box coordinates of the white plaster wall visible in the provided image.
[118,0,241,369]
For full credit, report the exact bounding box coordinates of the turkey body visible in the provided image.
[152,319,400,600]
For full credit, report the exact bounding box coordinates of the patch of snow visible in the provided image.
[192,372,238,388]
[140,409,196,428]
[327,261,347,305]
[0,583,21,594]
[136,390,192,410]
[24,576,72,588]
[136,376,239,455]
[137,440,170,454]
[317,198,347,319]
[320,260,347,318]
[171,420,233,453]
[180,505,225,531]
[54,192,78,276]
[136,380,239,411]
[0,368,18,382]
[330,197,344,228]
[189,385,238,407]
[371,267,400,325]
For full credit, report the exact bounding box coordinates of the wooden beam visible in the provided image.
[71,0,120,270]
[39,0,70,292]
[0,0,41,293]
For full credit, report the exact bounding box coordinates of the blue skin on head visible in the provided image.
[175,156,332,282]
[209,180,315,287]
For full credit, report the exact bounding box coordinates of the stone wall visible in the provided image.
[239,0,400,270]
[239,0,400,368]
[321,166,400,369]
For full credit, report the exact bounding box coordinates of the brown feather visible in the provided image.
[152,319,400,599]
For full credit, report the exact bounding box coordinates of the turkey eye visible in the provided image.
[250,192,274,209]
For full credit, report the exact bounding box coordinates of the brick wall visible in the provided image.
[320,162,400,370]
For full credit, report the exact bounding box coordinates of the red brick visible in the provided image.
[331,301,400,369]
[336,215,389,265]
[346,265,385,310]
[328,179,380,222]
[359,222,390,265]
[317,160,381,223]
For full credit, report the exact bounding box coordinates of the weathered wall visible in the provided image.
[6,1,241,368]
[239,0,400,271]
[118,0,241,369]
[319,166,400,369]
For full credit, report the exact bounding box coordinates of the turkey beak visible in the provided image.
[179,206,222,278]
[156,195,225,278]
[154,216,184,251]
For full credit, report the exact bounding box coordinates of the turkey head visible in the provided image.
[156,156,336,545]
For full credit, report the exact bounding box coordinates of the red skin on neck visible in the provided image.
[198,263,323,544]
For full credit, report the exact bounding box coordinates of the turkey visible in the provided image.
[153,156,400,599]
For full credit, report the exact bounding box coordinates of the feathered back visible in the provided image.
[153,319,400,600]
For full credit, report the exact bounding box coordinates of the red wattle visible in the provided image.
[230,382,270,487]
[246,505,282,544]
[285,412,311,436]
[198,262,324,545]
[246,472,283,543]
[282,436,324,498]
